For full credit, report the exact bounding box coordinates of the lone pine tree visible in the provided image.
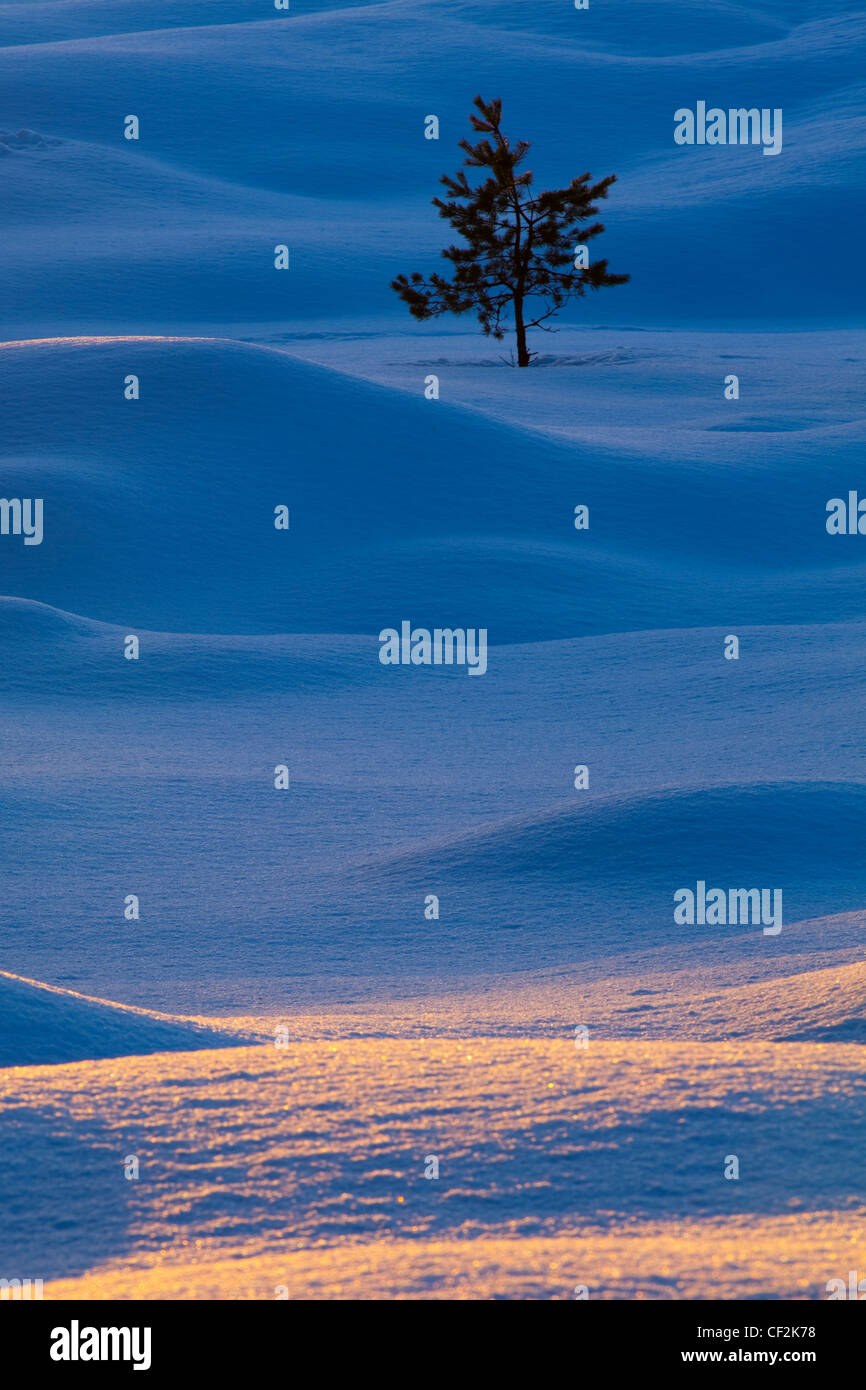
[393,96,629,366]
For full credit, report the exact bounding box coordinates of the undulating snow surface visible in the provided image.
[1,0,864,1299]
[0,971,241,1066]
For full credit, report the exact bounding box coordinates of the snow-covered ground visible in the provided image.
[1,1,864,1300]
[5,1036,866,1301]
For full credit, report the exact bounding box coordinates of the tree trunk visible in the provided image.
[513,292,530,366]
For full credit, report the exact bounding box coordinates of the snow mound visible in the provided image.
[0,1,277,47]
[0,128,61,154]
[0,596,378,696]
[0,1,862,328]
[0,970,240,1067]
[5,1037,866,1297]
[368,781,866,884]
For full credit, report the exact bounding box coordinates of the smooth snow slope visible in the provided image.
[1,0,864,1304]
[0,970,238,1065]
[1,336,864,637]
[0,1,863,333]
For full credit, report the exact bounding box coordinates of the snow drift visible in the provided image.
[0,970,239,1066]
[1,335,864,639]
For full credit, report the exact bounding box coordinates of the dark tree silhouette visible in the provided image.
[392,96,630,366]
